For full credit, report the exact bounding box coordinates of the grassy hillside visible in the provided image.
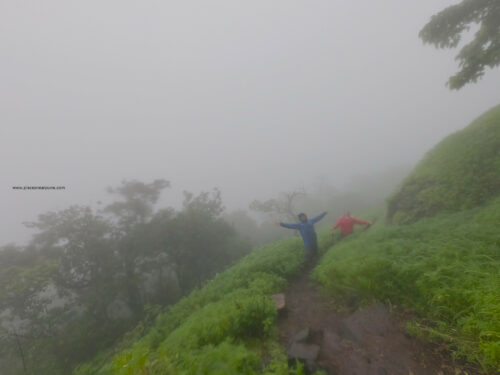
[387,104,500,224]
[75,105,500,374]
[314,197,500,373]
[74,235,333,375]
[75,204,499,373]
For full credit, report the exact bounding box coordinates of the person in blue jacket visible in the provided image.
[276,212,327,261]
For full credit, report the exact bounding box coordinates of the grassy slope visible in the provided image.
[76,106,500,374]
[74,235,333,375]
[75,204,499,373]
[387,104,500,224]
[314,197,500,373]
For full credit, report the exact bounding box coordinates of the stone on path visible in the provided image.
[270,293,286,311]
[294,328,311,343]
[287,342,320,362]
[338,320,360,343]
[294,327,324,344]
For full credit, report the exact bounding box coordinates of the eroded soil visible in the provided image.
[277,269,481,375]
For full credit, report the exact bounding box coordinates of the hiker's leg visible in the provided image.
[304,246,313,262]
[311,242,319,262]
[304,243,318,264]
[311,242,319,258]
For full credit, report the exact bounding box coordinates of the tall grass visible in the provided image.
[314,197,500,373]
[387,104,500,224]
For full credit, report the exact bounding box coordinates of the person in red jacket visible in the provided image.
[332,211,372,237]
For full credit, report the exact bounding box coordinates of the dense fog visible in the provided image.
[1,0,499,244]
[2,1,500,375]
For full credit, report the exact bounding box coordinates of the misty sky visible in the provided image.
[1,0,499,245]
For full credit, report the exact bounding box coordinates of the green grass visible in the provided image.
[387,104,500,224]
[314,197,500,373]
[74,235,333,375]
[73,99,500,374]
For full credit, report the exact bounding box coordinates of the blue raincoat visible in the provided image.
[280,212,326,247]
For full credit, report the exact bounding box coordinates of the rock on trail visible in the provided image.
[276,270,480,375]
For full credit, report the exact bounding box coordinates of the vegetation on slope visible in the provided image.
[19,103,500,374]
[387,104,500,224]
[75,234,332,375]
[314,197,500,373]
[0,183,253,375]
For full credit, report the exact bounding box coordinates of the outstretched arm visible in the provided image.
[352,217,372,226]
[332,219,340,231]
[310,211,327,224]
[276,221,300,229]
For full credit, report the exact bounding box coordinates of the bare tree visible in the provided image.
[250,189,306,224]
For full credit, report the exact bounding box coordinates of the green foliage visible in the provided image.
[160,188,250,294]
[0,180,257,375]
[314,197,500,372]
[0,260,58,315]
[104,179,170,228]
[387,104,500,224]
[74,237,308,375]
[419,0,500,89]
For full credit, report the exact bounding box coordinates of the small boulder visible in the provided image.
[294,328,311,343]
[338,321,360,343]
[270,293,286,311]
[287,342,320,362]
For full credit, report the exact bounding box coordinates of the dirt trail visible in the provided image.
[277,268,480,375]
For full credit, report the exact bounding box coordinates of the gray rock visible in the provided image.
[337,321,360,343]
[305,359,321,374]
[294,328,311,343]
[287,342,320,362]
[270,293,286,311]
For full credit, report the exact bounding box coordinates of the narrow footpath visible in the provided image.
[277,268,481,375]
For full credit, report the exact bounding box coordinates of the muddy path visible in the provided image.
[277,268,481,375]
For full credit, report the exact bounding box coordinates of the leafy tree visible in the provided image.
[159,189,250,293]
[8,206,122,373]
[103,179,170,316]
[0,244,37,268]
[0,253,62,374]
[25,206,116,319]
[104,179,170,230]
[420,0,500,89]
[0,179,252,375]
